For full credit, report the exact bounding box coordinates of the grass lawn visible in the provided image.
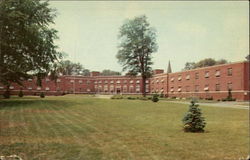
[0,95,248,160]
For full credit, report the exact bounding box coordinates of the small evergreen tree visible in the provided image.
[152,93,159,102]
[182,100,206,132]
[18,90,24,97]
[40,92,45,98]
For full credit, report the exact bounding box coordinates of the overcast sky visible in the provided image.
[49,1,249,73]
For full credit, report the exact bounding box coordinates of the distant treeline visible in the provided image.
[183,58,229,70]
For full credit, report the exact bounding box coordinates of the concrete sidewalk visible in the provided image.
[167,101,249,110]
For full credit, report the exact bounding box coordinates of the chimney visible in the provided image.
[153,69,164,75]
[90,71,100,77]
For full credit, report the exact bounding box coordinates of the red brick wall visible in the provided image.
[0,61,249,101]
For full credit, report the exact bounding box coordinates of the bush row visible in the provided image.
[111,95,151,100]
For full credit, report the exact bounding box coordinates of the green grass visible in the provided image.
[0,95,248,160]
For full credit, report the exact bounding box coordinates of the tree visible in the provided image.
[183,58,228,70]
[0,0,62,91]
[182,100,206,132]
[54,60,89,76]
[183,62,196,70]
[116,15,158,96]
[101,69,121,76]
[82,69,90,76]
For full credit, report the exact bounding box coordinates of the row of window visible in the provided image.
[170,68,233,82]
[94,80,149,84]
[169,82,233,92]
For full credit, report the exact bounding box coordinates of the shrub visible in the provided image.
[127,96,136,100]
[205,97,213,100]
[152,94,159,102]
[111,95,123,99]
[182,100,206,132]
[160,93,164,98]
[222,89,236,101]
[18,90,24,97]
[3,90,10,99]
[139,96,148,100]
[40,92,45,98]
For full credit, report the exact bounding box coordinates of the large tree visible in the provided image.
[0,0,62,88]
[117,15,158,96]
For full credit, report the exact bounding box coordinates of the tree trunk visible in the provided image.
[141,76,146,97]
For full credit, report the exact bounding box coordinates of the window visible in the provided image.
[130,80,133,84]
[46,78,50,82]
[110,80,114,84]
[104,80,108,84]
[146,80,149,84]
[117,80,121,84]
[195,73,199,79]
[123,85,127,93]
[123,80,127,84]
[227,68,232,76]
[215,84,220,91]
[70,80,74,83]
[170,87,174,92]
[185,86,190,92]
[45,87,50,91]
[195,85,199,92]
[9,86,14,90]
[37,87,41,90]
[28,87,32,90]
[186,75,190,80]
[129,86,134,93]
[87,80,90,84]
[0,86,4,89]
[227,82,232,90]
[98,80,102,84]
[204,84,209,91]
[178,75,182,81]
[136,85,140,92]
[56,79,61,83]
[215,70,220,77]
[136,80,140,84]
[205,71,209,78]
[79,80,82,84]
[161,79,164,83]
[170,77,174,82]
[28,78,32,82]
[104,85,108,91]
[177,86,182,92]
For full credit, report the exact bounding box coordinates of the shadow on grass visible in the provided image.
[0,97,81,110]
[0,142,103,160]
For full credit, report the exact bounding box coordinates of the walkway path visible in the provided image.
[167,101,249,110]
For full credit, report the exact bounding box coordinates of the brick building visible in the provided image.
[0,61,249,101]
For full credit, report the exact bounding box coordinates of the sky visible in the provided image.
[49,1,249,73]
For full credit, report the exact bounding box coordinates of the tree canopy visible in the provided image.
[0,0,62,87]
[100,69,121,76]
[116,15,158,96]
[50,60,90,76]
[183,58,229,70]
